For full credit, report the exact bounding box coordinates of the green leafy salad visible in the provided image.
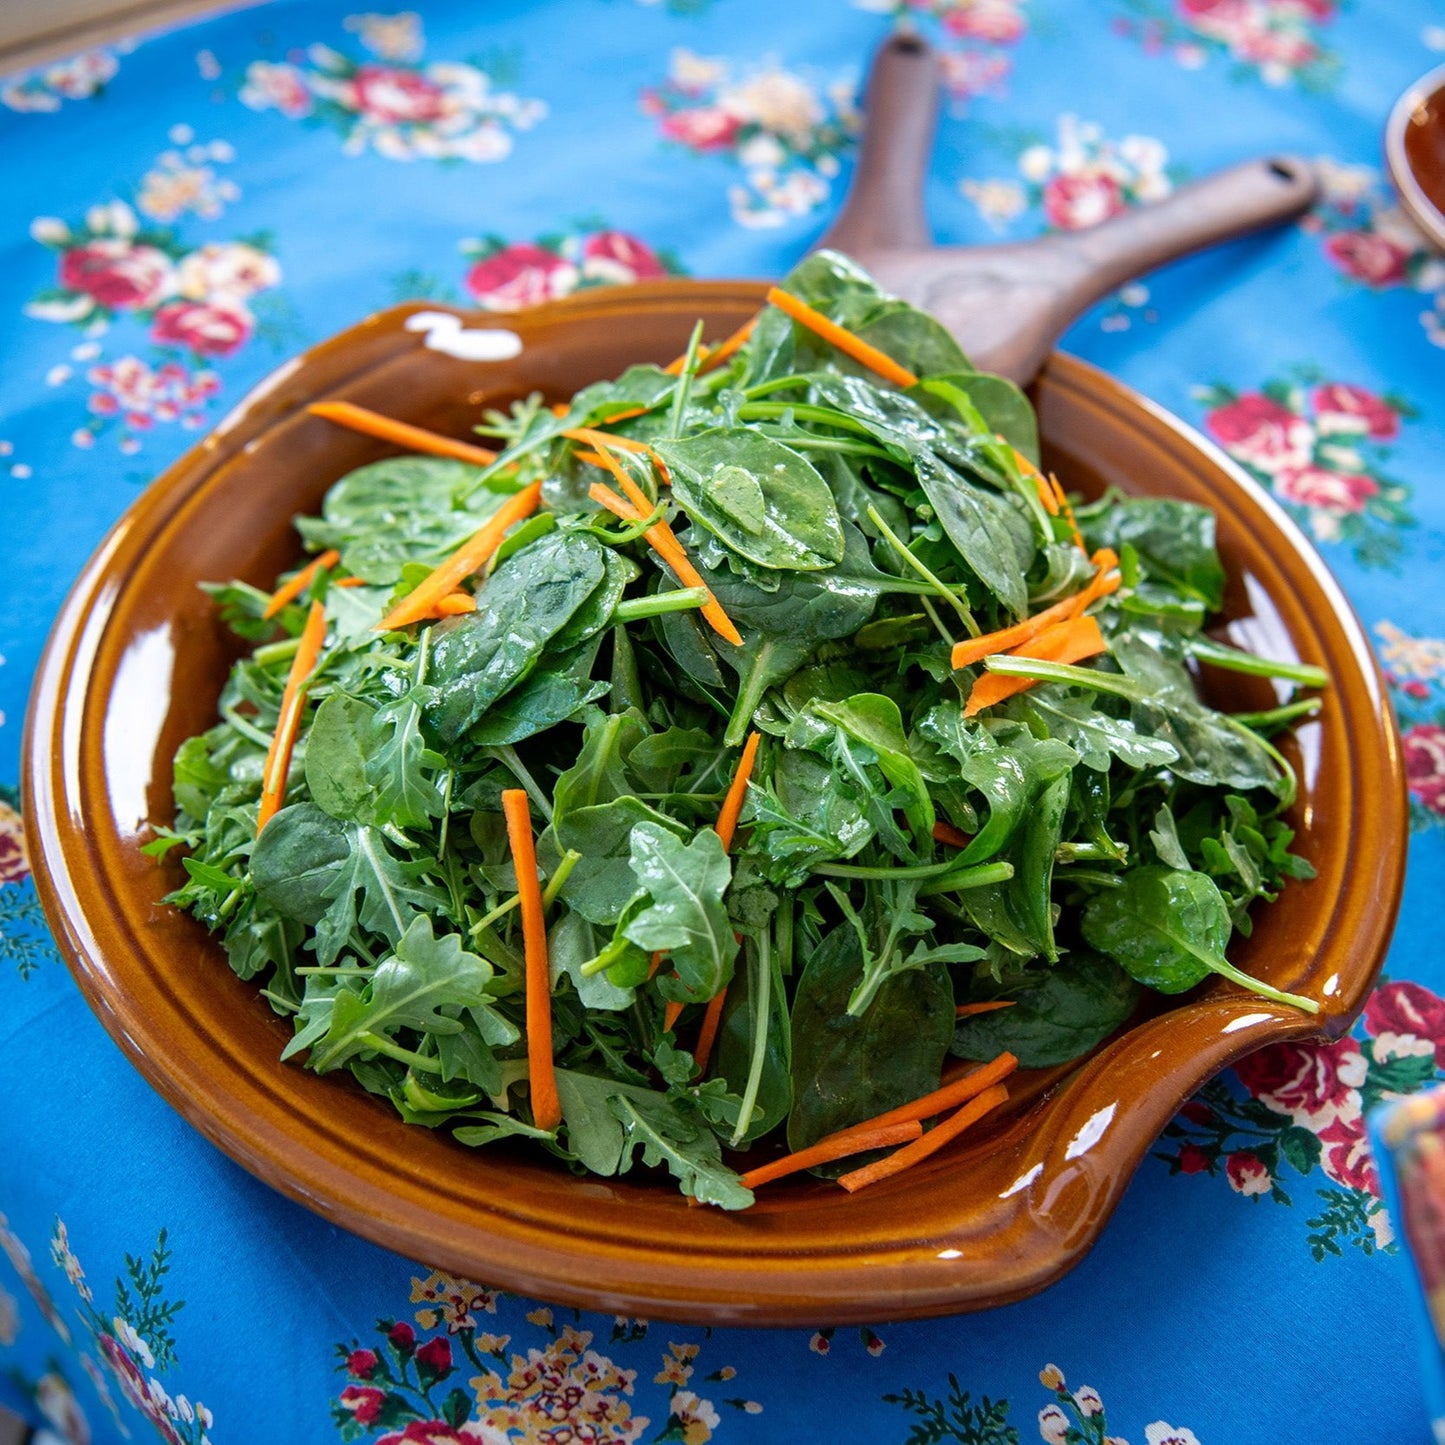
[151,251,1327,1209]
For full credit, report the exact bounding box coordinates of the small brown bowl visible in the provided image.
[1387,62,1445,253]
[23,282,1406,1325]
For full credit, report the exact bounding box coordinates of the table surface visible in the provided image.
[2,2,1444,1442]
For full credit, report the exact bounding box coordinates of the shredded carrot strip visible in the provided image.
[714,730,761,852]
[256,600,328,834]
[932,820,973,850]
[376,480,543,631]
[431,592,477,617]
[837,1052,1019,1134]
[263,549,339,620]
[586,478,743,647]
[955,1001,1017,1018]
[963,614,1107,717]
[334,576,367,588]
[837,1084,1010,1193]
[502,789,562,1133]
[664,316,758,377]
[309,400,498,467]
[738,1121,924,1192]
[551,403,569,417]
[1011,446,1059,515]
[691,989,728,1073]
[560,425,649,454]
[766,286,919,389]
[1048,474,1087,553]
[950,549,1119,670]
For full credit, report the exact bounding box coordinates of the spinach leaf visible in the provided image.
[915,370,1039,461]
[304,692,376,821]
[652,430,845,571]
[1084,497,1226,611]
[787,926,953,1150]
[952,951,1141,1068]
[295,456,502,584]
[426,530,608,742]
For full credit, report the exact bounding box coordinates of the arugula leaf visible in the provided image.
[811,694,935,842]
[610,1094,753,1209]
[622,822,739,1004]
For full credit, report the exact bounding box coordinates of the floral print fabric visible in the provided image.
[0,1,1443,1442]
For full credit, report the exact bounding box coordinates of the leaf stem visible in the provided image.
[1230,698,1322,731]
[866,504,978,635]
[611,588,708,622]
[916,861,1016,896]
[543,849,581,907]
[668,319,706,438]
[1207,956,1320,1015]
[253,635,303,667]
[1188,636,1329,689]
[731,932,772,1147]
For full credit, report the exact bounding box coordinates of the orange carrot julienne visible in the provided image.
[502,789,562,1133]
[309,400,498,467]
[737,1121,924,1192]
[714,730,761,853]
[837,1084,1010,1193]
[560,425,648,454]
[1012,447,1059,515]
[932,820,973,850]
[376,479,543,631]
[334,576,367,588]
[256,600,328,834]
[955,1000,1016,1018]
[431,592,477,617]
[692,988,728,1073]
[586,479,743,647]
[963,613,1107,717]
[766,287,919,389]
[663,998,685,1034]
[950,549,1119,670]
[837,1051,1018,1134]
[263,549,340,620]
[551,402,569,417]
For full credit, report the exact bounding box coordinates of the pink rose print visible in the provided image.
[1042,171,1126,230]
[942,0,1025,43]
[1402,725,1445,818]
[1225,1151,1271,1196]
[660,106,742,152]
[415,1335,453,1378]
[150,298,254,357]
[349,64,449,124]
[0,801,31,886]
[378,1422,491,1445]
[59,239,175,311]
[340,1385,387,1427]
[1318,1117,1379,1195]
[345,1347,379,1379]
[464,243,579,310]
[1323,230,1412,286]
[1312,382,1398,440]
[1273,464,1379,514]
[1177,1143,1211,1174]
[388,1320,417,1352]
[1364,982,1445,1063]
[1204,393,1313,474]
[582,230,668,284]
[1234,1037,1366,1133]
[239,60,313,118]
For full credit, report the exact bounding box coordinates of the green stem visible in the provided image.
[221,704,276,749]
[1207,956,1320,1015]
[754,430,896,462]
[776,895,794,978]
[731,933,772,1148]
[611,588,708,622]
[470,894,520,937]
[1219,714,1298,807]
[543,849,581,907]
[1231,698,1323,731]
[736,400,877,439]
[724,643,775,748]
[919,595,955,650]
[916,861,1016,896]
[866,504,978,635]
[1052,868,1123,888]
[1188,635,1329,689]
[981,655,1148,699]
[610,623,643,713]
[814,856,975,881]
[668,319,705,438]
[253,636,302,667]
[488,745,554,823]
[358,1032,449,1073]
[295,965,376,976]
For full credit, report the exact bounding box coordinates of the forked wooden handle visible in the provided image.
[818,31,939,255]
[1053,155,1319,296]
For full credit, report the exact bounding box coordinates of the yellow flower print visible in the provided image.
[1040,1363,1066,1390]
[655,1355,692,1387]
[667,1341,700,1362]
[476,1332,510,1355]
[525,1306,552,1328]
[714,1365,736,1381]
[408,1271,496,1333]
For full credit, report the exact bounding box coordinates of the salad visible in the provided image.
[151,252,1327,1209]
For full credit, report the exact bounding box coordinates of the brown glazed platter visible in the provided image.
[24,280,1407,1325]
[1386,62,1445,253]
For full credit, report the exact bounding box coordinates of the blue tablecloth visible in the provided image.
[3,2,1444,1440]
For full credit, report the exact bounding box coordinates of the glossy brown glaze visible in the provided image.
[1387,64,1445,253]
[24,282,1406,1324]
